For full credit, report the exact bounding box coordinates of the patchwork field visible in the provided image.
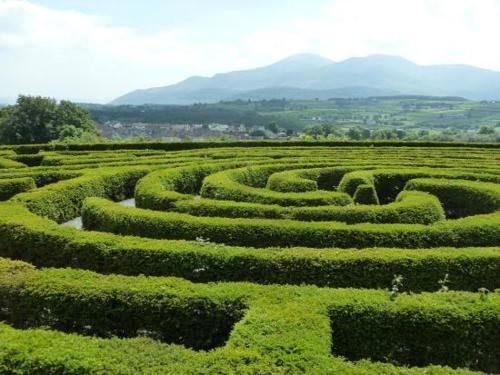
[0,141,498,374]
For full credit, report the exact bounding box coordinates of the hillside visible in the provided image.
[112,54,500,105]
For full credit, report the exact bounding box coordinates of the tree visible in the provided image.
[305,125,322,139]
[346,127,362,140]
[360,128,371,139]
[396,129,407,139]
[265,121,279,134]
[321,124,335,137]
[56,100,96,134]
[478,125,495,135]
[0,95,98,144]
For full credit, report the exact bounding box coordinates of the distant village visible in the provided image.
[99,121,291,141]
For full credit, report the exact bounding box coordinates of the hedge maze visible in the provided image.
[0,141,498,374]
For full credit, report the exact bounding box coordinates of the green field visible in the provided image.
[86,96,500,141]
[87,96,500,130]
[0,141,499,374]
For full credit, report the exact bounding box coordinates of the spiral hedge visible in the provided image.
[0,141,499,374]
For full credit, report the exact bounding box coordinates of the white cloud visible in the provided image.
[1,0,500,103]
[0,0,248,102]
[243,0,500,68]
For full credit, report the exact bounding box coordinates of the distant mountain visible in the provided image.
[112,54,500,105]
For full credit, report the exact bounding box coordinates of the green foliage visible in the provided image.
[0,95,98,144]
[0,202,497,291]
[405,178,500,218]
[13,167,150,222]
[0,156,27,169]
[0,143,498,374]
[0,259,245,351]
[0,257,498,373]
[81,197,500,249]
[172,190,445,224]
[201,166,352,207]
[353,184,380,204]
[329,291,499,372]
[265,121,279,133]
[0,177,35,200]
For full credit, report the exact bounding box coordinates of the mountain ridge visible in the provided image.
[112,54,500,105]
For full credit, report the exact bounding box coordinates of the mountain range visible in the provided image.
[111,54,500,105]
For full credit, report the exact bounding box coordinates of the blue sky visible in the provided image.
[2,0,500,103]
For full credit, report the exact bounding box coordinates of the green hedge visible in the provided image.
[172,190,445,224]
[12,167,150,222]
[266,169,319,192]
[135,161,348,211]
[4,154,44,166]
[0,157,27,169]
[0,257,498,373]
[82,197,500,248]
[0,143,499,374]
[7,140,500,154]
[201,166,352,207]
[405,178,500,218]
[0,177,35,200]
[135,163,235,211]
[339,168,500,204]
[0,258,246,351]
[353,184,380,204]
[0,202,497,291]
[328,292,500,372]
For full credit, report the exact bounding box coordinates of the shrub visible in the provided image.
[353,184,380,204]
[405,178,500,218]
[0,257,498,373]
[201,166,352,207]
[81,197,500,249]
[0,258,245,351]
[0,157,27,169]
[172,190,445,224]
[0,202,495,291]
[0,177,35,199]
[12,167,150,222]
[0,143,498,374]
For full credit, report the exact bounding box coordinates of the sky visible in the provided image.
[1,0,500,103]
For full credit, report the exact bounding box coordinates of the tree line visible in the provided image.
[0,95,99,144]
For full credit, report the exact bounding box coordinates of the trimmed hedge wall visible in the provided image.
[339,168,500,203]
[82,197,500,249]
[0,258,246,350]
[12,167,151,222]
[0,143,499,374]
[353,184,380,204]
[329,292,500,372]
[6,140,500,154]
[405,178,500,218]
[172,190,445,224]
[0,177,35,200]
[200,166,352,207]
[0,257,498,373]
[0,202,497,291]
[0,157,27,169]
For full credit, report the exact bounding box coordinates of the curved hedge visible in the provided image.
[0,201,497,291]
[0,177,35,200]
[200,165,352,207]
[0,143,498,374]
[168,190,445,224]
[0,257,498,373]
[405,178,500,218]
[82,197,500,248]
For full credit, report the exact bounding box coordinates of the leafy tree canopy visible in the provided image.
[0,95,98,144]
